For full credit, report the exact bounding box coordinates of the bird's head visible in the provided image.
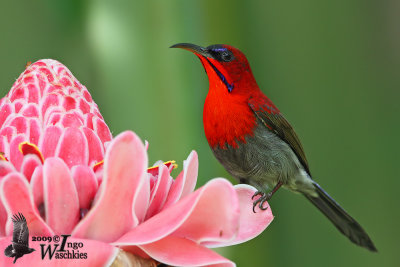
[171,43,258,95]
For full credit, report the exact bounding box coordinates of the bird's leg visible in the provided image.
[252,181,283,213]
[268,180,283,198]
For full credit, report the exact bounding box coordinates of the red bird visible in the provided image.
[171,43,377,252]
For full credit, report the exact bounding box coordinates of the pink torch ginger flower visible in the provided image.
[0,60,273,266]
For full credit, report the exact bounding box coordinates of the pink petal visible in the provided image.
[60,76,72,87]
[21,103,39,117]
[39,66,55,83]
[61,111,85,128]
[23,73,34,84]
[9,135,26,170]
[39,126,62,158]
[145,165,172,219]
[163,151,198,209]
[133,173,150,224]
[63,95,76,111]
[0,126,16,144]
[0,236,118,266]
[204,184,274,247]
[27,83,39,104]
[0,103,12,129]
[0,201,6,237]
[72,131,147,242]
[78,98,90,114]
[172,178,240,244]
[41,93,60,119]
[71,165,98,209]
[9,116,27,135]
[47,85,63,96]
[85,113,94,130]
[28,118,41,145]
[0,161,16,178]
[55,127,88,168]
[37,72,47,96]
[82,127,104,166]
[13,100,26,113]
[9,86,26,102]
[43,158,79,234]
[139,235,234,267]
[0,173,53,236]
[0,163,13,236]
[93,117,112,144]
[20,155,42,182]
[114,178,239,246]
[0,136,9,159]
[179,151,198,198]
[45,107,62,125]
[30,166,43,208]
[83,90,92,102]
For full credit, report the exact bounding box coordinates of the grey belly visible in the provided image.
[211,124,316,195]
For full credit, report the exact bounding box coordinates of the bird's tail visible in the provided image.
[4,244,14,257]
[304,182,377,252]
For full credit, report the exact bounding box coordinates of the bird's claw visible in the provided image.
[252,192,271,213]
[251,191,264,200]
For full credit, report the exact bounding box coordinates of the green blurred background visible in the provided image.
[0,0,399,266]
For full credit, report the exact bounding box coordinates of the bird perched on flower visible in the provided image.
[171,43,377,252]
[4,213,35,263]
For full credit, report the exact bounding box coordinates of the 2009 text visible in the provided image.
[31,235,60,243]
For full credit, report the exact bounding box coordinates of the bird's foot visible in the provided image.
[252,191,272,213]
[252,181,283,212]
[251,191,264,200]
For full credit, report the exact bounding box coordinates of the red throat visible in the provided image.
[199,56,258,149]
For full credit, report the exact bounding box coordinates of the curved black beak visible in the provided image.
[170,43,212,58]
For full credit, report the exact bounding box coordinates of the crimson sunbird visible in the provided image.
[171,43,377,252]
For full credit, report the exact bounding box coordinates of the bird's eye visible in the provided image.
[207,46,235,62]
[220,51,233,62]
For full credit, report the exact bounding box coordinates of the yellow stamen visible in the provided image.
[0,153,8,161]
[18,141,45,163]
[147,160,178,171]
[164,160,178,169]
[93,160,104,172]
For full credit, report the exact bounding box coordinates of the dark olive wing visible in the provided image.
[248,99,311,175]
[11,213,29,246]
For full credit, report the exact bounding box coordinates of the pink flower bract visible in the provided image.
[0,60,273,266]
